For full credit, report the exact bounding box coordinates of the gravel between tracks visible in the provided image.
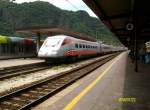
[0,56,106,94]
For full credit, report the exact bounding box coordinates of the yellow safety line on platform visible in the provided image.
[63,53,123,110]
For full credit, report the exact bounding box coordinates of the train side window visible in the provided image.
[86,45,88,48]
[88,45,90,48]
[75,44,78,48]
[83,44,85,48]
[79,44,82,48]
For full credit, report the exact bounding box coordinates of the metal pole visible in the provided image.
[8,0,16,32]
[95,28,97,40]
[134,26,138,72]
[36,33,41,54]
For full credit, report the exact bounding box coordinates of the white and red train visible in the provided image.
[38,35,125,61]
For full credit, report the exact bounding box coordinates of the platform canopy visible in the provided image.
[16,26,96,42]
[83,0,150,49]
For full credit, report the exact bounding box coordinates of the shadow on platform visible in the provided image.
[122,57,150,110]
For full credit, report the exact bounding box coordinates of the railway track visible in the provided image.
[0,53,119,110]
[0,62,50,80]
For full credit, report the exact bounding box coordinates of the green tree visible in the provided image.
[0,0,122,45]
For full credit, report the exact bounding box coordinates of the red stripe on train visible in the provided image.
[64,50,97,57]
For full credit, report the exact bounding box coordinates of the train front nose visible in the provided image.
[48,50,58,56]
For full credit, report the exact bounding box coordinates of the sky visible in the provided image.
[14,0,97,17]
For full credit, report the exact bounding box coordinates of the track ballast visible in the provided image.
[0,53,120,110]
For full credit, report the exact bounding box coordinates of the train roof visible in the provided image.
[0,35,35,44]
[0,35,10,44]
[47,35,98,44]
[47,35,69,39]
[9,37,24,43]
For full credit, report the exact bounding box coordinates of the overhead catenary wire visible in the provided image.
[65,0,79,10]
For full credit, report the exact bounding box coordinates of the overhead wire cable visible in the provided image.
[65,0,79,10]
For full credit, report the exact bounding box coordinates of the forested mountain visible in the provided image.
[0,0,121,45]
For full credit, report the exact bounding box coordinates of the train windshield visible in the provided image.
[43,38,61,47]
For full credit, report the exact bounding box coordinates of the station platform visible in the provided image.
[0,54,36,60]
[32,52,150,110]
[0,58,44,68]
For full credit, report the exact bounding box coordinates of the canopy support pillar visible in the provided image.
[134,23,138,72]
[134,33,138,72]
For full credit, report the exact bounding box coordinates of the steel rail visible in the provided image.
[0,53,120,110]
